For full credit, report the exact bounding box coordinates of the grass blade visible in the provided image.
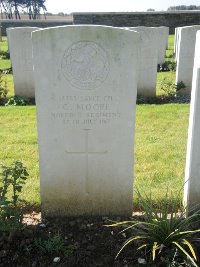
[152,242,158,261]
[182,239,197,261]
[172,241,198,267]
[116,236,145,259]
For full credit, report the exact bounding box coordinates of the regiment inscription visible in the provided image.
[51,94,120,126]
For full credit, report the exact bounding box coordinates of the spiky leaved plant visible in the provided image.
[106,189,200,266]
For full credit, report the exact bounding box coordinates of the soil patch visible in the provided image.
[0,213,139,267]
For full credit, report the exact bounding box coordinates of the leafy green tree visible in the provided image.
[0,0,46,19]
[168,5,200,10]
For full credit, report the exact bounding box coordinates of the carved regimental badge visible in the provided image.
[61,41,109,90]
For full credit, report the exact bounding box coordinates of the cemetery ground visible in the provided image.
[0,34,199,266]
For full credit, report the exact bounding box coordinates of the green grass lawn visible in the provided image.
[134,104,189,207]
[0,33,189,210]
[157,71,176,96]
[0,103,189,210]
[157,34,175,95]
[0,106,40,209]
[0,36,11,70]
[165,34,174,59]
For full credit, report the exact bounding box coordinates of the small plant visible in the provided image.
[168,61,176,72]
[0,161,29,231]
[158,61,176,72]
[0,73,8,104]
[0,50,10,59]
[160,77,176,97]
[5,96,29,106]
[176,81,186,92]
[106,189,200,266]
[160,78,186,97]
[34,233,65,254]
[165,53,175,59]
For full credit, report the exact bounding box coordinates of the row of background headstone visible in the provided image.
[6,26,169,98]
[5,25,200,215]
[7,27,39,98]
[31,25,200,214]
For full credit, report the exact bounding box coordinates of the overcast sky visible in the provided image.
[45,0,200,14]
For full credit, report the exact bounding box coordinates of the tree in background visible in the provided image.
[147,8,155,11]
[168,5,200,10]
[26,0,46,19]
[0,0,46,19]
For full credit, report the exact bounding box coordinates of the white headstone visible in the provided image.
[175,27,183,62]
[7,27,39,98]
[176,25,200,93]
[32,25,139,216]
[174,27,179,59]
[160,26,169,49]
[156,27,169,64]
[129,26,158,97]
[184,30,200,211]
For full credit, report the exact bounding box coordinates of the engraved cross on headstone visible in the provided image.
[66,129,107,194]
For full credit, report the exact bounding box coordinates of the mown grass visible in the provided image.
[134,104,189,208]
[0,104,189,209]
[157,71,176,96]
[0,36,11,70]
[0,34,189,210]
[0,37,14,97]
[157,34,175,95]
[4,74,14,97]
[0,36,9,51]
[0,106,40,208]
[165,34,174,58]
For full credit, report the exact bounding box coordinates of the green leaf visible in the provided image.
[137,244,147,251]
[116,236,146,259]
[104,220,135,227]
[181,239,197,261]
[152,241,158,261]
[172,241,198,267]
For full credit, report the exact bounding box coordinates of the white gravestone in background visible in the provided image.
[176,25,200,93]
[7,27,39,98]
[129,27,158,97]
[184,31,200,211]
[32,25,139,216]
[156,27,168,64]
[174,27,181,61]
[160,26,169,49]
[175,27,183,62]
[174,27,177,54]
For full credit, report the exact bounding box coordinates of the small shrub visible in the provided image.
[0,50,10,59]
[0,161,29,231]
[168,61,176,72]
[106,189,200,266]
[5,96,30,106]
[34,233,65,254]
[160,78,186,97]
[165,53,175,59]
[176,81,186,92]
[160,77,176,97]
[158,61,176,72]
